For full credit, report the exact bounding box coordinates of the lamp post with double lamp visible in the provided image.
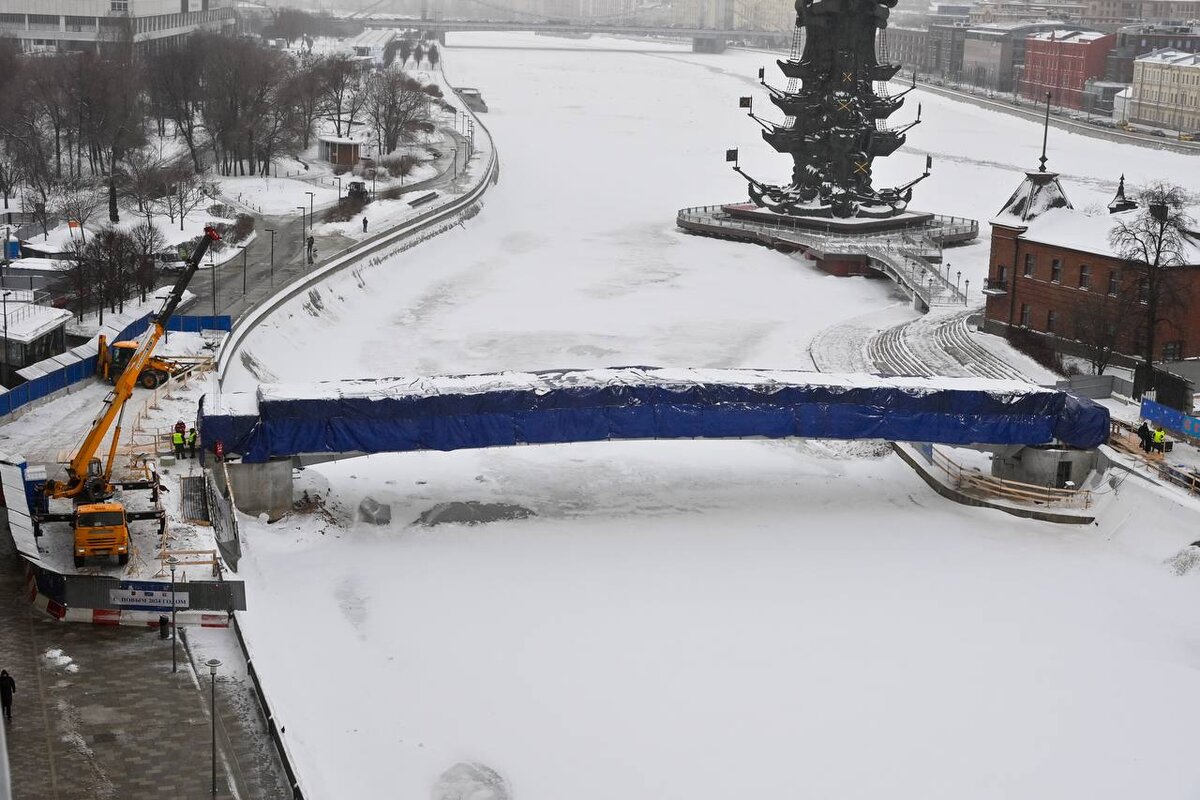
[166,555,179,673]
[264,228,275,287]
[305,190,314,219]
[206,658,221,795]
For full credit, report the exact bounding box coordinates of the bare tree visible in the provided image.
[129,219,166,302]
[1108,183,1197,382]
[364,70,430,155]
[1070,288,1140,375]
[318,56,368,138]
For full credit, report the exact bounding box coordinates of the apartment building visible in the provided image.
[1130,48,1200,132]
[0,0,235,53]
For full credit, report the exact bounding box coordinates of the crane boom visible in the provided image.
[54,226,222,498]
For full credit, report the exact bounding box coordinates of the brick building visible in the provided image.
[983,171,1200,364]
[1020,29,1116,108]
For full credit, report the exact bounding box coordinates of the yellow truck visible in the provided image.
[72,502,130,568]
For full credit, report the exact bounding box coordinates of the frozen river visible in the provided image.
[227,33,1200,800]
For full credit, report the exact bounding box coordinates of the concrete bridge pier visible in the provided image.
[692,36,727,53]
[223,460,294,521]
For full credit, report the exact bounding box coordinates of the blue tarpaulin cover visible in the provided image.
[200,367,1111,462]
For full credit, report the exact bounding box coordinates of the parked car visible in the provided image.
[1151,129,1167,137]
[156,251,186,273]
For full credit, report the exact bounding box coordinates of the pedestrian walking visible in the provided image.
[187,427,198,459]
[172,429,185,460]
[362,217,368,233]
[306,235,314,254]
[1,669,15,721]
[1137,420,1151,452]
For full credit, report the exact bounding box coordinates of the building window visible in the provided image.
[111,0,128,11]
[1138,279,1149,303]
[1078,264,1091,289]
[1107,271,1119,295]
[1050,258,1062,283]
[1021,303,1032,327]
[1023,253,1035,277]
[1047,309,1058,332]
[1163,340,1183,361]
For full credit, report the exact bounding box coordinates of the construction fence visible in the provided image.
[0,313,230,419]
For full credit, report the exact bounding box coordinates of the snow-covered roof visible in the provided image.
[20,222,97,255]
[351,28,396,49]
[993,170,1073,225]
[1027,29,1110,42]
[319,136,362,146]
[1,302,72,344]
[1000,205,1200,263]
[9,257,74,272]
[1136,48,1200,67]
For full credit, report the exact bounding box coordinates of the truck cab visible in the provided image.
[73,502,130,568]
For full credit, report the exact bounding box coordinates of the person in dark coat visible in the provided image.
[1137,420,1151,452]
[362,217,368,233]
[1,669,15,721]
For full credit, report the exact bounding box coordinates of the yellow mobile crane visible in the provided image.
[35,226,222,568]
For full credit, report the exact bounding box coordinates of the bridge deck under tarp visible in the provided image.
[201,368,1110,463]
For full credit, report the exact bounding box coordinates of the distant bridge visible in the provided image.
[347,0,791,52]
[362,17,788,51]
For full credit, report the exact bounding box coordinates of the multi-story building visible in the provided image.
[885,26,930,74]
[952,22,1069,91]
[969,0,1087,24]
[983,171,1200,363]
[1107,23,1200,82]
[0,0,235,53]
[1129,48,1200,133]
[1141,0,1200,19]
[1020,29,1116,107]
[929,22,970,77]
[1080,0,1141,25]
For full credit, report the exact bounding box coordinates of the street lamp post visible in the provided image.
[1,290,10,387]
[305,190,314,219]
[206,658,222,796]
[239,245,247,295]
[264,228,275,287]
[451,147,458,179]
[167,555,179,673]
[297,206,306,257]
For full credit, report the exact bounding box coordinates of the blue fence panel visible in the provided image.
[1141,399,1200,440]
[168,315,231,332]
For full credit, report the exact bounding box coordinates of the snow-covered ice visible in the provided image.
[216,33,1200,800]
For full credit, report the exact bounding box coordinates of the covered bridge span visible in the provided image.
[200,367,1110,463]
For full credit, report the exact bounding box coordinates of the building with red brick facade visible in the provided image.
[1020,29,1116,109]
[982,172,1200,364]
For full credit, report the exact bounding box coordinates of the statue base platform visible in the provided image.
[722,203,936,234]
[676,202,979,312]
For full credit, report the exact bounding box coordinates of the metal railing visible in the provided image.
[929,445,1093,509]
[677,205,969,307]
